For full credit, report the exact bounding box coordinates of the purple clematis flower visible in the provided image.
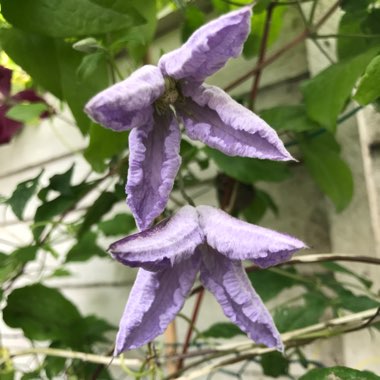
[85,7,294,231]
[0,66,50,145]
[109,205,306,354]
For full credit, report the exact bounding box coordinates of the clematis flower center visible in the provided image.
[154,76,180,115]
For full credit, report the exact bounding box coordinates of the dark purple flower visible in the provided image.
[0,66,50,145]
[85,7,294,231]
[109,205,306,354]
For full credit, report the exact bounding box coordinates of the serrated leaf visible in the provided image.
[199,323,244,339]
[3,284,82,343]
[261,352,289,377]
[78,192,118,238]
[7,170,43,219]
[354,54,380,104]
[98,213,136,236]
[260,105,320,133]
[1,0,145,38]
[66,232,105,262]
[302,47,380,131]
[206,148,291,184]
[300,135,353,212]
[6,102,48,123]
[300,366,380,380]
[84,124,129,172]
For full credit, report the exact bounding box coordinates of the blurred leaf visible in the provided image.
[341,0,374,12]
[322,262,372,288]
[181,6,205,42]
[248,268,296,302]
[49,268,72,278]
[46,165,75,197]
[354,54,380,104]
[261,351,289,377]
[6,103,48,123]
[66,232,105,262]
[243,7,284,59]
[211,0,230,13]
[77,51,107,80]
[1,0,145,37]
[260,105,320,132]
[300,134,353,212]
[0,247,38,285]
[3,284,82,343]
[206,148,291,184]
[299,366,380,380]
[78,315,115,345]
[7,170,43,220]
[78,192,118,238]
[302,47,379,131]
[84,124,129,172]
[254,0,273,13]
[274,293,328,332]
[99,213,136,236]
[199,323,244,339]
[0,29,108,134]
[242,189,278,224]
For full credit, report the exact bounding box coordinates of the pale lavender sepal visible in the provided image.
[199,247,283,350]
[158,7,252,82]
[179,84,293,161]
[126,112,182,230]
[197,205,306,268]
[109,206,204,269]
[84,65,165,131]
[115,255,201,354]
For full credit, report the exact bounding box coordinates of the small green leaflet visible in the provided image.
[354,54,380,104]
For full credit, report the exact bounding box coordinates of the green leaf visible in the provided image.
[243,7,284,59]
[302,47,379,131]
[242,189,278,223]
[3,284,82,343]
[300,134,353,212]
[260,105,320,133]
[181,6,205,42]
[248,268,296,302]
[77,52,107,80]
[0,247,38,285]
[78,315,115,345]
[206,148,291,184]
[1,29,108,134]
[98,213,136,236]
[1,0,145,38]
[341,0,374,13]
[274,293,329,332]
[7,170,43,219]
[199,323,244,339]
[261,352,289,377]
[299,366,380,380]
[6,103,48,123]
[354,55,380,104]
[322,262,372,288]
[78,192,118,238]
[45,165,75,198]
[84,124,129,172]
[66,232,105,262]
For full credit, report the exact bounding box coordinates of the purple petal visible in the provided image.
[126,111,182,230]
[0,66,12,96]
[178,84,293,161]
[0,105,23,145]
[109,205,204,269]
[115,255,201,354]
[197,205,306,267]
[85,65,165,131]
[200,247,283,350]
[158,7,252,82]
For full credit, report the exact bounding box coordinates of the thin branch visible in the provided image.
[224,0,340,92]
[315,33,380,39]
[248,3,274,109]
[169,307,380,379]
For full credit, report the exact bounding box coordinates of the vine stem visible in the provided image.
[224,0,341,92]
[169,307,380,380]
[248,2,274,109]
